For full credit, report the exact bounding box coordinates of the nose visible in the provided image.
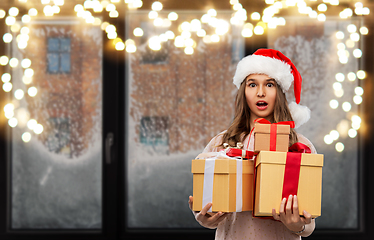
[257,85,265,97]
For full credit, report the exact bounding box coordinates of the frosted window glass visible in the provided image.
[10,20,103,229]
[125,11,243,228]
[268,17,361,229]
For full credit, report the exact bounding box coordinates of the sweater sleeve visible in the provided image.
[202,131,226,153]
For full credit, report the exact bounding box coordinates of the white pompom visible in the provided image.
[288,102,311,128]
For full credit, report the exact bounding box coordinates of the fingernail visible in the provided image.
[283,198,286,201]
[289,194,293,198]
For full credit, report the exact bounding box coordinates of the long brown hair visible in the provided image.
[220,78,298,148]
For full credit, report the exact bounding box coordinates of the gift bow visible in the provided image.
[254,118,295,151]
[288,142,311,153]
[282,142,311,200]
[254,118,295,128]
[224,148,254,159]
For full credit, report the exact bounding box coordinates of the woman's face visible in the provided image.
[244,74,277,122]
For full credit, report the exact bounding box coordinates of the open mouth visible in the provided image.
[256,101,268,107]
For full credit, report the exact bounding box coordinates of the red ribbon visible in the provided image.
[254,118,295,151]
[225,148,254,159]
[254,118,295,128]
[281,142,311,199]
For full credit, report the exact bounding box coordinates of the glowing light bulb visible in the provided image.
[2,73,11,82]
[126,44,136,53]
[254,26,264,35]
[353,95,362,105]
[8,118,18,128]
[354,86,364,96]
[334,89,344,98]
[133,28,143,37]
[317,13,326,22]
[348,128,357,138]
[22,15,31,23]
[357,70,366,79]
[335,142,344,152]
[166,30,175,39]
[168,12,178,21]
[24,68,34,77]
[21,59,32,68]
[4,103,14,113]
[335,31,344,39]
[242,28,253,37]
[27,119,37,130]
[148,11,158,19]
[353,49,362,58]
[333,82,342,90]
[9,7,19,17]
[342,102,351,112]
[360,26,369,35]
[3,82,13,92]
[153,17,163,26]
[0,56,9,65]
[152,1,163,11]
[329,99,339,109]
[22,132,31,142]
[211,34,220,43]
[14,89,24,100]
[29,8,38,16]
[251,12,261,20]
[208,9,217,17]
[350,33,360,42]
[347,24,357,33]
[317,4,327,12]
[34,124,44,134]
[148,36,161,51]
[324,135,333,144]
[347,72,356,81]
[330,130,339,140]
[3,33,13,43]
[184,47,194,55]
[335,73,345,82]
[115,42,125,51]
[28,86,37,97]
[0,9,5,18]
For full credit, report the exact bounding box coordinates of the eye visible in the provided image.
[266,82,274,87]
[247,82,256,87]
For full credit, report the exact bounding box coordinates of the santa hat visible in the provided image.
[233,48,310,128]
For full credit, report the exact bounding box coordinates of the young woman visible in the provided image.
[189,49,317,239]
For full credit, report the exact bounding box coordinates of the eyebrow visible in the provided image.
[246,78,276,82]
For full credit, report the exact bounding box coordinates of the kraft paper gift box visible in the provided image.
[253,119,293,152]
[192,156,254,212]
[254,150,324,218]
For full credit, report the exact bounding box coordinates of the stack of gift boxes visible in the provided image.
[192,119,324,218]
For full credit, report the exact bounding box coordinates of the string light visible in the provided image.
[335,142,344,152]
[1,0,370,148]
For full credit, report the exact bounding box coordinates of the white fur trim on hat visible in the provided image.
[233,55,294,92]
[288,101,311,128]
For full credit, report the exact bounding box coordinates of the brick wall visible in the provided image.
[24,22,102,157]
[128,13,239,153]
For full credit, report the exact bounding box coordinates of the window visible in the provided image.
[140,22,169,64]
[139,116,169,154]
[231,25,245,63]
[46,117,71,157]
[47,37,71,73]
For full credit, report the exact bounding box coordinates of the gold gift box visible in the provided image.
[254,151,324,218]
[254,122,290,152]
[192,158,254,212]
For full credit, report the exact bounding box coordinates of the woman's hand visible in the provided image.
[188,196,228,229]
[272,195,315,236]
